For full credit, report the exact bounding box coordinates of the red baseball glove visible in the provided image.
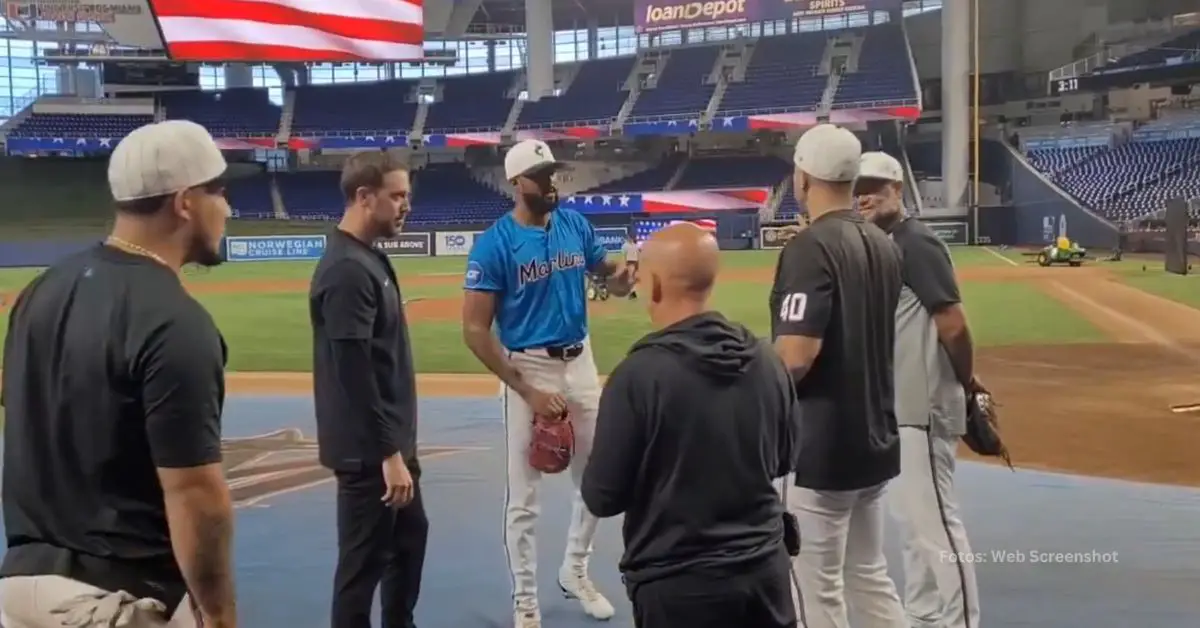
[529,413,574,474]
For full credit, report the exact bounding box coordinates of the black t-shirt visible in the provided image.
[769,210,903,491]
[0,245,226,601]
[310,230,418,472]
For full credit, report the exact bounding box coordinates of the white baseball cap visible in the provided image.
[792,124,862,182]
[504,139,564,180]
[858,152,904,183]
[108,120,227,202]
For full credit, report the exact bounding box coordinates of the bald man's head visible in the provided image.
[641,223,720,313]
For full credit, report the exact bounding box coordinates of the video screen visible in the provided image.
[147,0,425,62]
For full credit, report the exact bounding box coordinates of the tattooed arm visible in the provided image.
[144,308,236,626]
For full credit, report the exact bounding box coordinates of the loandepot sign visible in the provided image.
[641,0,748,31]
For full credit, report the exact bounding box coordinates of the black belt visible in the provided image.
[514,343,584,360]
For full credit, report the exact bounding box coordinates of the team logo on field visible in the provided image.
[223,429,479,507]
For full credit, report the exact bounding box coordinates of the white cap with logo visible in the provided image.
[858,151,905,183]
[792,124,862,182]
[504,139,564,180]
[108,120,227,202]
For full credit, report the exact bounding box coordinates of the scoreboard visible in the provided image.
[1048,77,1082,97]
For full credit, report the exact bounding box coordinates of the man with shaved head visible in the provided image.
[582,223,800,628]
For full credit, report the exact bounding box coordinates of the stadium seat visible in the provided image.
[674,156,790,190]
[226,176,275,217]
[291,81,419,136]
[516,57,635,128]
[1026,146,1104,177]
[407,163,512,225]
[834,25,918,108]
[9,113,153,138]
[1033,137,1200,222]
[717,34,828,115]
[1098,28,1200,72]
[582,154,687,194]
[628,46,720,120]
[161,88,281,137]
[424,73,517,133]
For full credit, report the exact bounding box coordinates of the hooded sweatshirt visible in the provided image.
[581,312,799,584]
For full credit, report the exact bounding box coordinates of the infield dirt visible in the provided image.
[215,263,1200,487]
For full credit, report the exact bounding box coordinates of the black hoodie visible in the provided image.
[581,312,799,584]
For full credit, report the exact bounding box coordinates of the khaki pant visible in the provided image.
[0,575,198,627]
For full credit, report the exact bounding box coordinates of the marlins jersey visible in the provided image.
[889,217,967,435]
[465,208,606,351]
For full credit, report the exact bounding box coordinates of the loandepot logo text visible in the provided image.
[644,0,747,25]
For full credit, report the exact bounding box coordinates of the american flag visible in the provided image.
[669,218,718,232]
[149,0,425,62]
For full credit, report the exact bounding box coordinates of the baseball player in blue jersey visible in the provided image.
[461,139,634,628]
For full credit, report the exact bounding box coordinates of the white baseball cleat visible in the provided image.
[558,564,615,620]
[513,600,541,628]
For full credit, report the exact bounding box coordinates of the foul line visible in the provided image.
[982,247,1019,266]
[1051,281,1200,362]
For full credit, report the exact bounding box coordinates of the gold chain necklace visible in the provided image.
[105,236,175,273]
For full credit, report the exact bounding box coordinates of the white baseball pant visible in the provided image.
[785,479,908,628]
[502,338,602,607]
[0,575,198,627]
[889,427,980,628]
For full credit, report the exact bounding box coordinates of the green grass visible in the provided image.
[0,247,1110,373]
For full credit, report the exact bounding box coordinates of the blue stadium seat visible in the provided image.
[517,58,635,128]
[834,25,918,108]
[277,165,511,225]
[628,47,719,120]
[1026,146,1104,177]
[1029,136,1200,222]
[407,163,511,225]
[226,176,275,216]
[276,171,342,218]
[424,73,517,133]
[9,114,153,138]
[583,155,686,193]
[291,81,418,136]
[1099,28,1200,72]
[161,88,281,137]
[718,35,828,115]
[674,156,790,189]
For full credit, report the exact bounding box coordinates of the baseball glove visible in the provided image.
[962,391,1013,470]
[529,413,574,474]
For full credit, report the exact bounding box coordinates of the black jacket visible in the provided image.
[581,312,799,584]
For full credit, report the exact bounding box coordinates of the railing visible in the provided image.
[289,128,410,138]
[829,97,920,110]
[513,117,615,130]
[623,112,703,124]
[1044,35,1196,82]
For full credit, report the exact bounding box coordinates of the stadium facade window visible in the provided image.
[902,0,943,16]
[0,39,59,124]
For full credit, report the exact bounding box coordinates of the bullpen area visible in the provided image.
[1,243,1198,626]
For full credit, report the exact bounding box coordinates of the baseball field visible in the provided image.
[0,245,1197,487]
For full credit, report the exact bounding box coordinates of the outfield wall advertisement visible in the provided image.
[434,231,479,257]
[224,233,432,262]
[760,218,970,250]
[377,233,432,257]
[636,0,901,33]
[225,235,328,262]
[595,227,629,252]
